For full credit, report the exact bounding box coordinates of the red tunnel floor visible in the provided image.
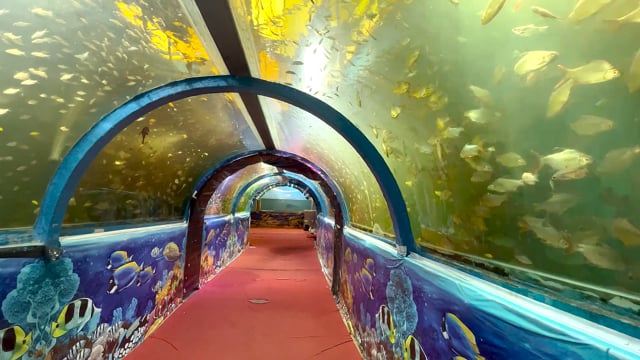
[127,228,362,360]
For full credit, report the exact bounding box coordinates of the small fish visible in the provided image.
[13,71,30,81]
[21,79,38,86]
[59,73,75,81]
[531,6,561,19]
[514,51,558,75]
[5,48,25,56]
[390,106,402,119]
[496,152,526,167]
[108,261,141,294]
[546,78,575,118]
[568,0,613,23]
[575,244,625,270]
[2,32,22,44]
[31,8,53,17]
[596,146,640,175]
[534,193,579,215]
[464,108,499,124]
[28,68,47,78]
[611,218,640,246]
[150,246,161,258]
[51,298,100,337]
[12,21,30,27]
[557,60,620,85]
[480,0,507,25]
[570,115,614,136]
[106,250,132,269]
[460,144,485,159]
[377,305,396,344]
[0,326,32,360]
[520,215,571,250]
[468,85,492,105]
[30,51,50,58]
[493,64,506,84]
[538,148,592,172]
[628,48,640,93]
[403,335,428,360]
[140,126,150,144]
[3,88,21,95]
[511,24,548,37]
[488,178,524,193]
[0,109,8,116]
[604,5,640,25]
[471,170,493,183]
[31,29,48,39]
[393,81,410,94]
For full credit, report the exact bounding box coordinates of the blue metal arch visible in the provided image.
[186,149,347,222]
[230,171,328,214]
[34,76,415,256]
[247,179,321,214]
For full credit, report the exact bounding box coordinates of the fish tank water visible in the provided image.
[229,0,640,302]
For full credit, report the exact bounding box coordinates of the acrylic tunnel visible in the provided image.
[1,1,640,359]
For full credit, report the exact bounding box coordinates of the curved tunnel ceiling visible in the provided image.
[230,171,328,214]
[33,77,413,258]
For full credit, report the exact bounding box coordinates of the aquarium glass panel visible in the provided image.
[0,0,241,229]
[205,162,278,215]
[65,93,262,228]
[231,0,640,298]
[258,96,393,236]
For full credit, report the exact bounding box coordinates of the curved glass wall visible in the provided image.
[205,162,278,215]
[259,96,394,236]
[0,0,236,229]
[231,1,640,298]
[64,93,262,228]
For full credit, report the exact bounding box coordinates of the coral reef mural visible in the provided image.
[335,223,636,360]
[199,214,250,286]
[315,216,334,282]
[0,224,187,360]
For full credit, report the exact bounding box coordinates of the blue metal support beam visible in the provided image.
[230,171,328,215]
[34,76,415,259]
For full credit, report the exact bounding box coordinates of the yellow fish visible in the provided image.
[628,48,640,93]
[557,60,620,85]
[569,115,614,136]
[568,0,612,23]
[480,0,507,25]
[604,5,640,25]
[546,78,574,118]
[514,51,558,76]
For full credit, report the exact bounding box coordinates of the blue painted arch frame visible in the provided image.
[230,172,328,214]
[34,76,415,256]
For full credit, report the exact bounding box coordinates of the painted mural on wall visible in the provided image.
[337,229,635,360]
[200,214,250,286]
[0,225,186,360]
[250,211,304,228]
[315,216,334,283]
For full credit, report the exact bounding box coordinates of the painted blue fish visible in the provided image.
[137,266,155,286]
[108,261,141,294]
[442,313,485,360]
[106,250,132,270]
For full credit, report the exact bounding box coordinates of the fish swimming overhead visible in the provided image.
[140,126,150,144]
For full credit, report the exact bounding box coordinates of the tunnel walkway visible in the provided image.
[127,228,361,360]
